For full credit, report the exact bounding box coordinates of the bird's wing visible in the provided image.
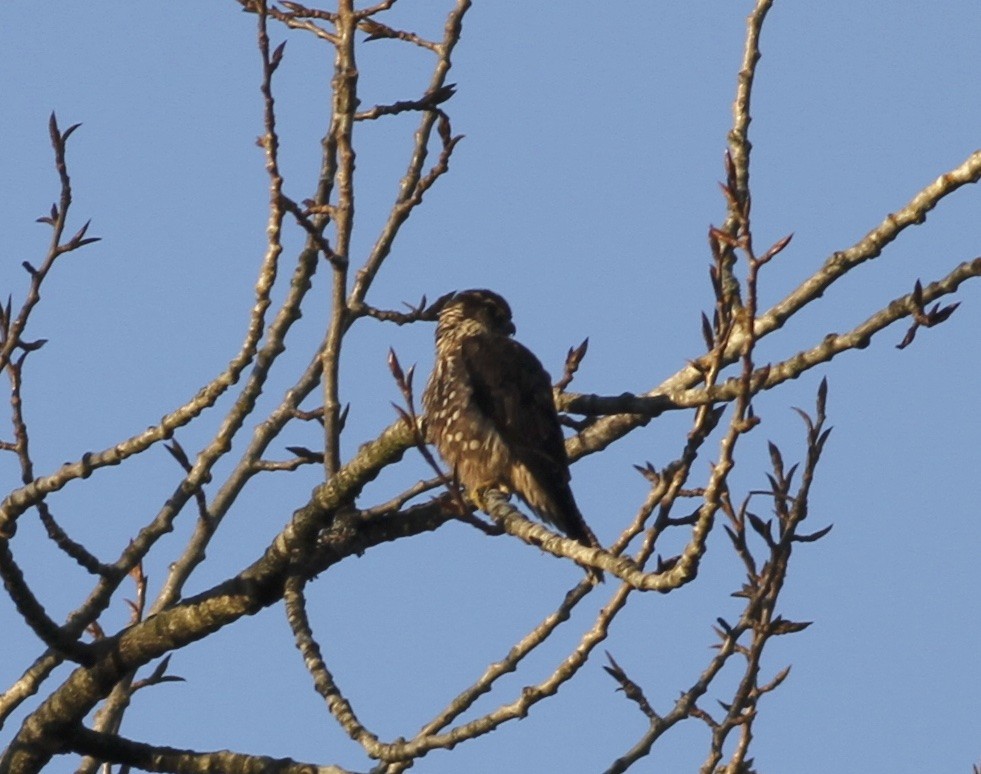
[459,334,570,482]
[459,334,601,556]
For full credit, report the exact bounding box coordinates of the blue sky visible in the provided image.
[1,3,979,772]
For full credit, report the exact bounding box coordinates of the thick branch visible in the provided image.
[568,148,981,463]
[68,725,349,774]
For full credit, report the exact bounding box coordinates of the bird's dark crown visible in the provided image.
[438,289,516,335]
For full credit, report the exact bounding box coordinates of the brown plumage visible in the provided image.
[423,289,601,561]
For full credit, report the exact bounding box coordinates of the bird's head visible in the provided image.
[435,289,516,337]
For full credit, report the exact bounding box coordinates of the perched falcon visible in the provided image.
[423,289,601,565]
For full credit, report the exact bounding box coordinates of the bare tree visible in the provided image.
[0,2,978,772]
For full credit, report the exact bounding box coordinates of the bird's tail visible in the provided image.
[530,485,604,583]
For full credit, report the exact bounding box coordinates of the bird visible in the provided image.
[422,289,602,577]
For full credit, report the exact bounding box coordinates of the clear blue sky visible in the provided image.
[1,3,979,772]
